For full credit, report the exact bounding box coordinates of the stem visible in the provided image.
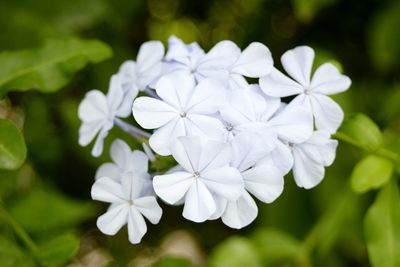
[334,131,400,164]
[0,203,38,252]
[114,118,151,139]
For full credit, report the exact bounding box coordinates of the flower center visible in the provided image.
[180,112,187,118]
[127,200,134,206]
[193,171,201,178]
[225,123,234,132]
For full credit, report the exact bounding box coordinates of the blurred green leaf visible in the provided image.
[364,180,400,267]
[338,113,382,151]
[292,0,337,23]
[351,155,393,193]
[209,236,262,267]
[10,188,94,234]
[0,236,34,267]
[35,234,79,267]
[0,119,27,170]
[152,257,193,267]
[251,228,304,265]
[369,1,400,71]
[0,38,112,97]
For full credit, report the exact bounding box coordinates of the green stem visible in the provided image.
[334,131,400,164]
[0,203,38,252]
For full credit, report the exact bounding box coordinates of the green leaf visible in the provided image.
[369,1,400,71]
[338,113,382,151]
[10,188,94,234]
[152,257,193,267]
[292,0,337,23]
[35,234,79,267]
[251,228,304,265]
[364,180,400,267]
[209,236,262,267]
[0,38,112,97]
[351,155,393,193]
[0,236,34,267]
[0,119,27,170]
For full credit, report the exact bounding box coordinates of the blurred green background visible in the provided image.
[1,0,400,266]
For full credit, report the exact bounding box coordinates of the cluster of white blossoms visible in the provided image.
[78,36,351,244]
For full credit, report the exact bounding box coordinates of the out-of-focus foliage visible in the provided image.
[0,0,400,266]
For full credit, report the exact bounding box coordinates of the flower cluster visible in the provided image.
[79,36,351,244]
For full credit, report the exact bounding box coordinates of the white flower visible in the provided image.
[217,134,284,229]
[132,74,226,155]
[96,139,153,196]
[91,175,162,244]
[78,75,126,157]
[260,46,351,133]
[117,41,164,113]
[291,130,338,189]
[164,36,273,89]
[153,136,244,223]
[219,85,277,146]
[260,101,314,175]
[226,42,273,90]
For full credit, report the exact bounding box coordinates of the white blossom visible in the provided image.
[260,46,351,133]
[133,74,226,155]
[91,175,162,244]
[153,136,244,223]
[164,36,273,89]
[291,130,338,189]
[96,139,153,196]
[117,41,165,113]
[78,75,126,157]
[218,134,284,229]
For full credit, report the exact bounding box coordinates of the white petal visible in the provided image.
[127,206,147,244]
[91,126,111,157]
[182,180,216,223]
[201,167,244,201]
[243,163,284,203]
[292,145,325,189]
[107,75,124,112]
[267,102,313,144]
[137,41,164,76]
[185,114,226,142]
[198,140,232,172]
[263,141,293,175]
[231,42,273,77]
[199,40,241,70]
[153,171,194,204]
[300,131,338,166]
[221,191,258,229]
[170,136,202,173]
[110,139,131,169]
[228,73,250,90]
[155,74,195,109]
[78,120,104,146]
[208,195,228,220]
[132,97,177,129]
[91,177,125,203]
[121,174,144,200]
[310,63,351,95]
[281,46,314,87]
[310,94,344,134]
[149,118,186,156]
[185,79,225,114]
[230,130,276,172]
[97,203,128,235]
[78,90,108,122]
[259,68,304,97]
[130,150,149,175]
[95,163,120,181]
[134,196,162,224]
